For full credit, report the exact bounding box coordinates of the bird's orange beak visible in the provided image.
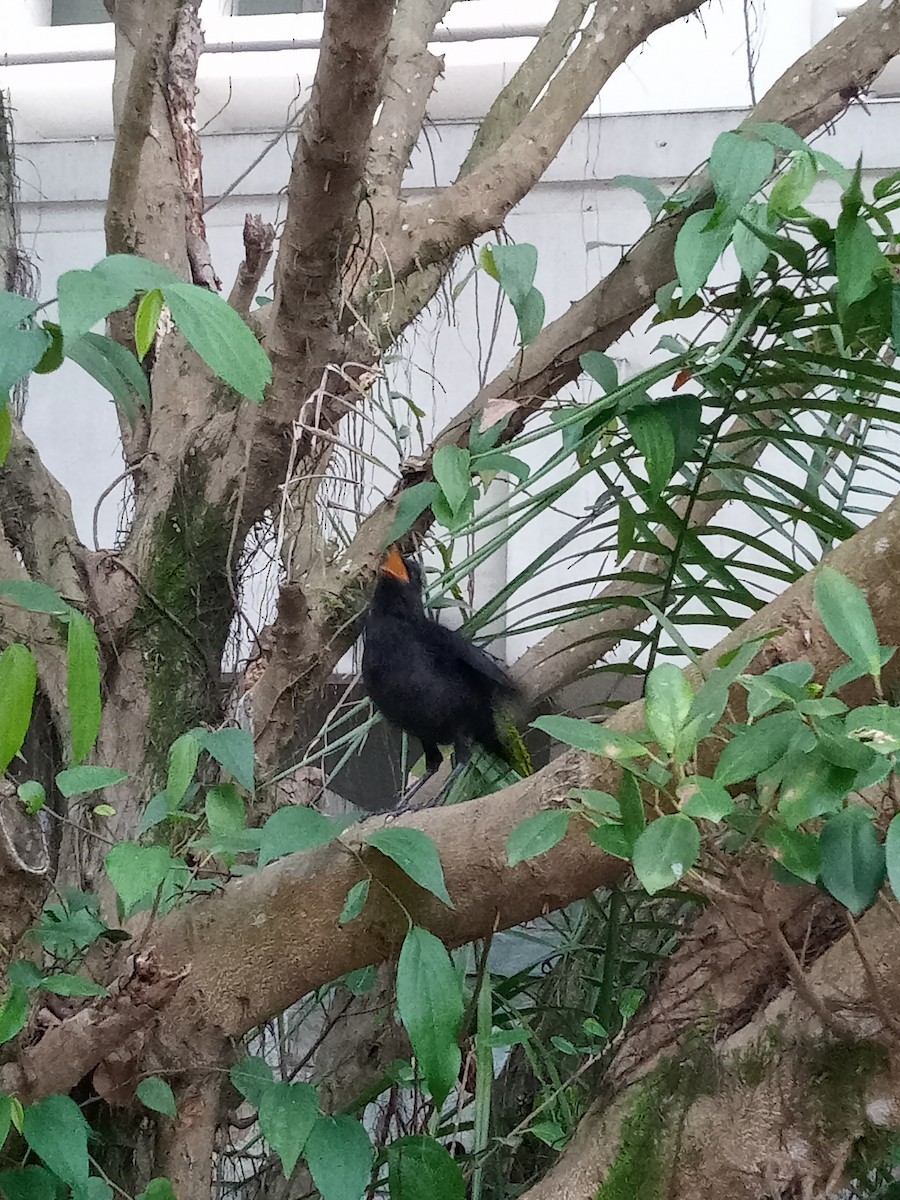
[381,545,409,583]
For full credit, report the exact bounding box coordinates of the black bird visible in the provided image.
[362,546,518,806]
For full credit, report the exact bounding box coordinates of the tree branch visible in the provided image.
[367,0,453,205]
[254,0,395,512]
[145,490,900,1056]
[379,0,708,308]
[228,214,276,318]
[0,951,186,1107]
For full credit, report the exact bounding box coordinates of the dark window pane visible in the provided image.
[51,0,110,24]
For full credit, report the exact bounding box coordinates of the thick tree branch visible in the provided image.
[379,0,708,303]
[521,899,900,1200]
[254,0,395,511]
[458,0,594,178]
[0,419,90,607]
[367,0,453,205]
[146,492,900,1056]
[0,951,186,1107]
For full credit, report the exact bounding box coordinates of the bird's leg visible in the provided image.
[390,744,444,814]
[400,739,474,812]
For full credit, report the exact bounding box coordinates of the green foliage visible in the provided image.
[258,1081,318,1176]
[396,927,464,1107]
[258,806,343,867]
[104,843,181,915]
[66,611,102,765]
[365,827,453,907]
[305,1115,373,1200]
[136,1078,178,1119]
[0,644,37,772]
[507,810,570,866]
[22,1095,89,1192]
[387,1136,466,1200]
[481,243,545,345]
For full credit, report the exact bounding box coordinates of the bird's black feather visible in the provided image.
[362,552,517,784]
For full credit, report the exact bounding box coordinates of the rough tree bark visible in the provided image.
[2,0,900,1195]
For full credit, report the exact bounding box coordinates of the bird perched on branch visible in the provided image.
[362,546,518,807]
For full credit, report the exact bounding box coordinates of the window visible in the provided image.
[228,0,323,13]
[50,0,109,23]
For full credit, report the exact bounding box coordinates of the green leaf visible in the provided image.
[713,711,800,787]
[531,715,647,761]
[339,879,370,926]
[162,282,271,402]
[846,706,900,755]
[768,150,817,216]
[136,1180,178,1200]
[675,209,734,299]
[345,965,376,995]
[747,121,810,153]
[87,1180,113,1200]
[104,843,176,913]
[835,212,885,309]
[40,973,108,998]
[33,323,64,375]
[67,611,101,765]
[0,580,70,615]
[645,663,694,758]
[0,326,51,393]
[0,1094,10,1154]
[396,927,463,1108]
[386,481,440,546]
[623,405,675,497]
[167,731,201,808]
[17,781,46,814]
[506,811,569,867]
[205,783,246,837]
[0,986,29,1045]
[612,175,666,219]
[513,286,545,344]
[632,814,700,895]
[203,727,255,791]
[0,644,36,773]
[387,1135,465,1200]
[0,292,40,327]
[679,777,734,822]
[56,766,128,797]
[0,1167,61,1200]
[305,1115,373,1200]
[365,828,453,907]
[22,1094,89,1191]
[432,446,472,516]
[732,201,775,282]
[579,351,619,393]
[258,806,342,867]
[230,1056,274,1108]
[776,749,854,828]
[95,254,182,293]
[135,289,165,361]
[93,803,116,817]
[9,961,43,990]
[57,267,138,343]
[65,332,148,426]
[764,824,821,884]
[258,1081,318,1176]
[490,243,537,309]
[819,806,885,915]
[892,282,900,355]
[136,1077,178,1119]
[709,131,775,210]
[814,568,883,678]
[885,814,900,904]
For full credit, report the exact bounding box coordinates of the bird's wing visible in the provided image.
[423,621,517,696]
